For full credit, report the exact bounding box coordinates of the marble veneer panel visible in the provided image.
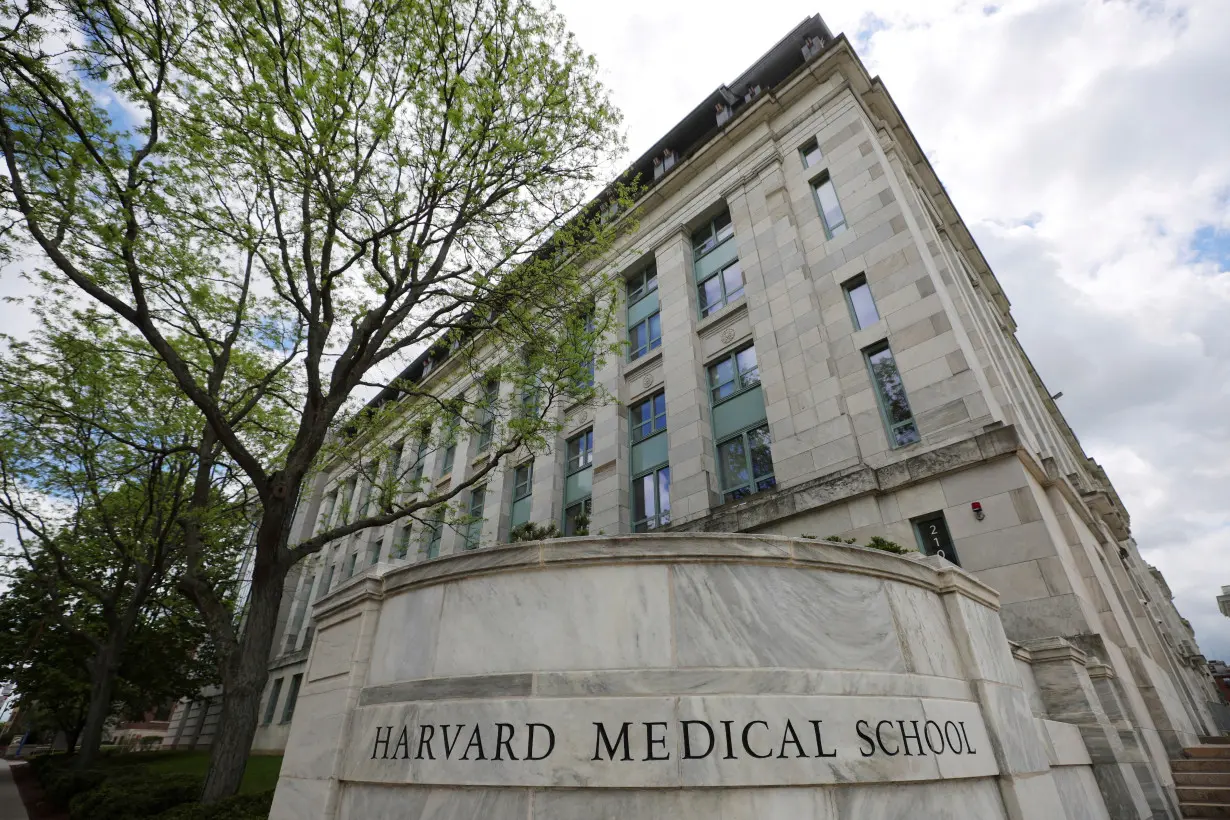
[431,565,673,677]
[670,564,906,671]
[367,585,444,685]
[340,784,528,820]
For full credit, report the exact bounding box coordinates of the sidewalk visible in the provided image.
[0,760,29,820]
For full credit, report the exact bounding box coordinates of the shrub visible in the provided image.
[155,790,274,820]
[68,772,202,820]
[42,768,108,806]
[508,521,561,542]
[865,536,913,555]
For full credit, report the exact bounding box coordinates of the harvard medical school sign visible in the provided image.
[343,695,1000,788]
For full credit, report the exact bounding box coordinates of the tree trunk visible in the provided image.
[200,546,289,802]
[75,638,122,769]
[64,726,81,756]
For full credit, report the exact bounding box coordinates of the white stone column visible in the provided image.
[655,227,718,523]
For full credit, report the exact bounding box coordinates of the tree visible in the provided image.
[0,553,219,756]
[0,0,628,799]
[0,312,252,768]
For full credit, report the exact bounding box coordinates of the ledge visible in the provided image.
[311,531,1000,620]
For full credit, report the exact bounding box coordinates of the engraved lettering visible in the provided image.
[461,724,487,761]
[441,724,465,758]
[371,725,392,760]
[416,724,436,760]
[526,723,555,761]
[721,720,737,760]
[856,720,876,757]
[592,722,632,762]
[923,721,945,755]
[494,723,518,761]
[392,726,410,760]
[958,721,977,754]
[944,721,964,754]
[808,720,837,758]
[682,720,715,760]
[644,722,670,761]
[875,720,900,756]
[898,720,924,757]
[742,720,772,759]
[777,719,808,759]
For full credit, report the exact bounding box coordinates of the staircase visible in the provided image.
[1177,736,1230,818]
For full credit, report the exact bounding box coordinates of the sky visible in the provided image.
[551,0,1230,660]
[0,0,1226,664]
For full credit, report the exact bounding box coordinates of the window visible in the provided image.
[692,210,734,259]
[566,429,594,474]
[392,524,411,559]
[628,312,661,360]
[632,466,671,531]
[425,509,444,558]
[627,266,658,303]
[564,497,591,536]
[439,442,456,476]
[463,485,486,550]
[812,174,847,237]
[317,490,337,533]
[717,423,776,502]
[476,379,498,453]
[353,479,371,522]
[843,275,880,330]
[510,461,533,530]
[630,392,667,443]
[317,564,335,599]
[698,259,745,318]
[279,674,303,724]
[262,678,284,725]
[865,342,921,447]
[627,267,661,361]
[367,535,382,566]
[345,551,358,578]
[708,345,760,404]
[913,512,960,566]
[386,439,404,480]
[800,137,822,168]
[410,428,430,485]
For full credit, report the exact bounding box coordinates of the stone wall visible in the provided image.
[270,534,1113,820]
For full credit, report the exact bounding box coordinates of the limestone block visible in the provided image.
[976,561,1052,605]
[269,776,337,820]
[1050,766,1113,820]
[886,583,965,679]
[340,784,528,820]
[367,585,444,685]
[995,771,1067,820]
[833,778,1009,819]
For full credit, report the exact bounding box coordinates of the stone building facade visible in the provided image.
[219,13,1224,817]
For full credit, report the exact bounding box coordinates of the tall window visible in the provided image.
[345,550,358,578]
[566,429,594,473]
[425,508,444,558]
[316,490,337,534]
[510,461,533,530]
[564,497,591,537]
[627,266,661,361]
[317,563,335,599]
[843,274,880,330]
[865,342,920,447]
[693,210,743,318]
[630,392,667,443]
[439,417,458,476]
[262,678,284,725]
[392,524,412,560]
[367,534,382,566]
[699,262,743,318]
[708,345,760,403]
[386,439,404,480]
[572,310,596,389]
[799,137,822,169]
[632,466,671,532]
[716,424,775,502]
[279,674,303,724]
[410,427,430,485]
[812,173,847,238]
[476,379,498,453]
[463,485,486,550]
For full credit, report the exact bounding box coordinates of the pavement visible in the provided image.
[0,760,29,820]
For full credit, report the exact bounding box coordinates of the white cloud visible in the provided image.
[556,0,1230,659]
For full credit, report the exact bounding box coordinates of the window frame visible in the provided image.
[697,258,745,318]
[630,391,668,444]
[810,172,848,238]
[513,461,534,501]
[626,265,658,304]
[392,524,412,560]
[565,428,594,475]
[864,340,921,448]
[715,422,776,503]
[367,534,382,566]
[631,464,672,532]
[842,274,880,330]
[707,344,761,405]
[799,137,822,169]
[628,311,662,360]
[279,673,303,724]
[262,677,284,726]
[463,484,486,550]
[563,497,591,537]
[476,379,499,453]
[692,210,735,260]
[424,509,444,558]
[410,429,430,485]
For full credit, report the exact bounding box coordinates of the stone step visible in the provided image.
[1176,772,1230,787]
[1178,786,1230,804]
[1187,747,1230,759]
[1174,760,1230,773]
[1180,803,1230,818]
[1201,737,1230,745]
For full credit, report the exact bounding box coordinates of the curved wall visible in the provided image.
[270,534,1100,820]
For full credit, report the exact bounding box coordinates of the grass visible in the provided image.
[100,751,283,794]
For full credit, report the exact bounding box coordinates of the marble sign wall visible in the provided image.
[269,534,1112,820]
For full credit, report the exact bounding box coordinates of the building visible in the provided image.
[251,14,1226,818]
[1218,585,1230,618]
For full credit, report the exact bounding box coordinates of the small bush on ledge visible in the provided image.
[800,534,916,555]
